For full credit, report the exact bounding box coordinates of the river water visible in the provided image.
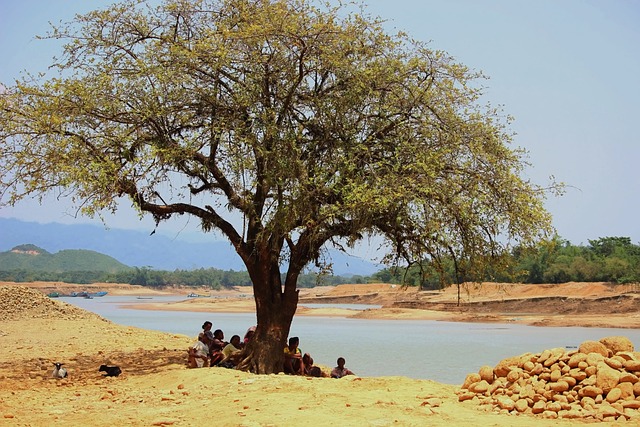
[60,296,640,385]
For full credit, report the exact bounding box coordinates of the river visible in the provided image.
[60,296,640,385]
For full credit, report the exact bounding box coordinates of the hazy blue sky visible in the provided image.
[1,0,639,250]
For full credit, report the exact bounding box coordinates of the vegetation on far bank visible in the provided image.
[1,236,639,289]
[0,244,367,287]
[375,236,640,288]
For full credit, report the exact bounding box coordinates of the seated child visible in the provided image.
[242,326,256,347]
[219,335,243,368]
[283,336,304,375]
[302,353,324,377]
[209,329,227,366]
[187,333,210,368]
[330,357,355,378]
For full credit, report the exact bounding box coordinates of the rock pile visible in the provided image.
[458,336,640,422]
[0,285,107,322]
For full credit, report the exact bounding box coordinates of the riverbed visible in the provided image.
[61,295,640,385]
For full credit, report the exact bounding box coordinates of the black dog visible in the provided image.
[99,364,122,377]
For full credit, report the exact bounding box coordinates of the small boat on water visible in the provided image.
[187,293,210,298]
[136,296,153,299]
[47,292,60,298]
[70,291,108,298]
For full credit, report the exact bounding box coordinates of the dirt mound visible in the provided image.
[0,285,192,394]
[0,285,106,322]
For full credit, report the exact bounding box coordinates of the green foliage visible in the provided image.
[536,237,640,284]
[0,245,131,273]
[5,234,638,289]
[0,245,363,287]
[0,0,557,290]
[0,0,560,373]
[0,270,116,284]
[376,236,640,287]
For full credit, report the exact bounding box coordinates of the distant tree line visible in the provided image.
[0,266,369,288]
[0,269,117,285]
[372,237,640,289]
[117,267,370,288]
[3,236,638,288]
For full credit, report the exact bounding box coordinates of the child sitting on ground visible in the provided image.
[218,335,243,368]
[330,357,355,378]
[284,336,304,375]
[302,353,325,377]
[187,333,210,368]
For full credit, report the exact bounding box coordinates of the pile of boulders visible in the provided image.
[458,337,640,422]
[458,336,640,422]
[0,285,107,322]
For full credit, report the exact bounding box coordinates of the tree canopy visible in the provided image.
[0,0,557,373]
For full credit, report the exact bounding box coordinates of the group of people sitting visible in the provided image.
[188,322,355,378]
[187,321,255,369]
[284,336,355,379]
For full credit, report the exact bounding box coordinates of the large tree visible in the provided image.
[0,0,556,373]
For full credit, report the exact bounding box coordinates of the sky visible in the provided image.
[1,0,639,252]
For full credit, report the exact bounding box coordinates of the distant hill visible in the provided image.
[0,218,381,276]
[0,244,131,273]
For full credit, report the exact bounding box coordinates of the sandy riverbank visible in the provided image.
[31,280,638,329]
[2,284,638,426]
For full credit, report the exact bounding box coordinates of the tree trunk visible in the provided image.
[237,260,299,374]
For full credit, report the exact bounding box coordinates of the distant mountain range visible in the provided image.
[0,218,381,276]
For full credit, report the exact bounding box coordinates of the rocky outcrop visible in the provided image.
[458,336,640,422]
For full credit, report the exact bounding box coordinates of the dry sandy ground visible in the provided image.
[1,281,638,426]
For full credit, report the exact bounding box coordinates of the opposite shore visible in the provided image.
[14,280,640,329]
